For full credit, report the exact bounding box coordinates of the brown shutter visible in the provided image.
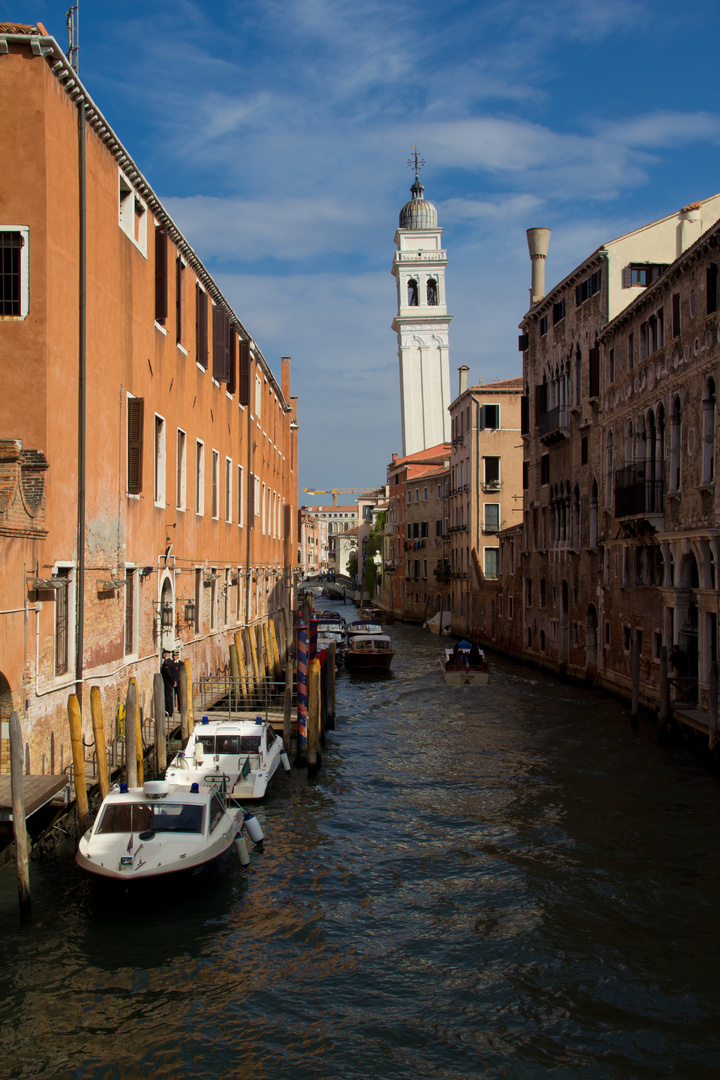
[213,305,229,381]
[622,267,632,288]
[248,472,255,525]
[535,383,547,421]
[238,340,250,405]
[227,330,237,394]
[589,346,600,398]
[155,226,168,323]
[127,397,144,494]
[196,286,208,368]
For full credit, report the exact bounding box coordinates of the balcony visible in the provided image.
[482,481,502,493]
[614,463,664,520]
[538,405,570,445]
[482,523,500,534]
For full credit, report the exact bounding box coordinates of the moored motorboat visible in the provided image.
[345,619,384,638]
[344,632,395,672]
[440,645,490,685]
[166,716,290,801]
[76,780,252,886]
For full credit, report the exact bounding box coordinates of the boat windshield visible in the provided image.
[96,802,205,834]
[196,734,263,754]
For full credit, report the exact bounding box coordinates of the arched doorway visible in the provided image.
[0,672,13,774]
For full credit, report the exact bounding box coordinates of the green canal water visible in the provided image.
[2,610,720,1078]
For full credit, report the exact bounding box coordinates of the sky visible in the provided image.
[9,0,720,504]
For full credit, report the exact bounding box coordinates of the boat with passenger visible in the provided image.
[75,779,255,886]
[440,642,490,685]
[166,716,290,801]
[344,632,395,672]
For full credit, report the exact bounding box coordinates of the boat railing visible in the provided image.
[194,675,295,720]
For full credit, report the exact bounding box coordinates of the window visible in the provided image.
[435,519,442,536]
[541,454,549,485]
[702,379,716,485]
[255,374,262,418]
[484,504,500,533]
[127,396,144,494]
[237,464,244,527]
[55,568,71,676]
[526,578,533,606]
[196,285,208,368]
[212,305,234,385]
[623,264,668,287]
[581,437,588,465]
[154,415,166,506]
[707,263,719,315]
[540,314,548,336]
[628,331,634,371]
[672,293,681,338]
[225,457,233,522]
[483,456,500,490]
[423,487,428,501]
[118,172,147,255]
[407,279,418,306]
[608,347,615,383]
[484,548,498,579]
[508,596,514,618]
[124,568,136,655]
[195,440,205,515]
[0,229,29,317]
[210,568,217,629]
[211,451,219,518]
[194,568,202,634]
[176,429,186,510]
[155,225,168,324]
[575,268,601,306]
[481,405,499,430]
[540,578,546,608]
[552,297,565,325]
[427,278,438,305]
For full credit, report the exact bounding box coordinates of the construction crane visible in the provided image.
[303,487,376,507]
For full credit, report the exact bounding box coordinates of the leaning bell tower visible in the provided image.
[392,150,452,456]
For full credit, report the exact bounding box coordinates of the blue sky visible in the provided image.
[9,0,720,501]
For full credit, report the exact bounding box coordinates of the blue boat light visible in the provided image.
[190,783,199,793]
[202,715,209,724]
[255,716,262,724]
[119,782,128,793]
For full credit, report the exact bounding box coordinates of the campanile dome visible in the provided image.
[399,175,438,230]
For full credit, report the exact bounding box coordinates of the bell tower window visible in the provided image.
[407,279,418,306]
[427,278,438,306]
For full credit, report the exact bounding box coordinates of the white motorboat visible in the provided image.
[76,780,251,886]
[440,645,490,685]
[166,716,290,801]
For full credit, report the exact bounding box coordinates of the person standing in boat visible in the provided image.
[161,649,177,717]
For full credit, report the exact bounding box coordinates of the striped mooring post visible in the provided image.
[295,621,308,768]
[308,618,319,664]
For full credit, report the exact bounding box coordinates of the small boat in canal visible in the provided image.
[344,632,395,672]
[166,717,290,801]
[345,619,384,638]
[440,645,490,685]
[357,606,395,625]
[76,780,254,886]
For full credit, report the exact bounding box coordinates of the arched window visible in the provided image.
[606,431,614,509]
[572,485,581,550]
[407,279,418,306]
[670,396,682,491]
[625,420,634,466]
[426,278,438,306]
[590,477,599,548]
[702,377,716,485]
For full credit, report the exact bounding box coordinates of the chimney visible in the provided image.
[527,227,551,305]
[458,365,469,395]
[678,202,702,256]
[281,356,291,400]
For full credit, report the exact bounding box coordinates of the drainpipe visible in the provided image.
[75,100,87,705]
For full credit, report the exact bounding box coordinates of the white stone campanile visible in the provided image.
[392,170,452,455]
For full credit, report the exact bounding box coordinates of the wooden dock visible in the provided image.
[0,775,69,823]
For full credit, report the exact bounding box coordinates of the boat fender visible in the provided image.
[234,832,250,866]
[280,750,291,773]
[243,811,264,845]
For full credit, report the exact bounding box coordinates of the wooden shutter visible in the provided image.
[155,226,168,323]
[622,267,632,288]
[521,394,529,435]
[238,340,250,405]
[127,397,144,494]
[518,333,528,352]
[247,472,255,525]
[196,286,208,368]
[213,305,229,381]
[227,330,237,394]
[589,346,600,398]
[535,383,547,420]
[672,293,681,338]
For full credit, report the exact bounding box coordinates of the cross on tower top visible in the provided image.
[407,146,425,177]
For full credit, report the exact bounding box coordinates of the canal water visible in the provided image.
[2,610,720,1078]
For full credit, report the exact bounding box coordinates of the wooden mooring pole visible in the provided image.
[179,663,190,742]
[9,711,31,922]
[125,680,138,788]
[234,631,249,708]
[308,657,321,778]
[709,661,718,752]
[327,642,336,730]
[129,677,143,786]
[67,693,90,833]
[283,661,293,753]
[184,659,194,734]
[154,673,167,774]
[90,686,109,799]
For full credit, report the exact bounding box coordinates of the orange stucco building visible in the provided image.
[0,24,299,770]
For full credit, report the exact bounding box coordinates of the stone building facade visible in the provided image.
[400,464,449,623]
[492,194,720,708]
[0,25,299,770]
[447,372,524,637]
